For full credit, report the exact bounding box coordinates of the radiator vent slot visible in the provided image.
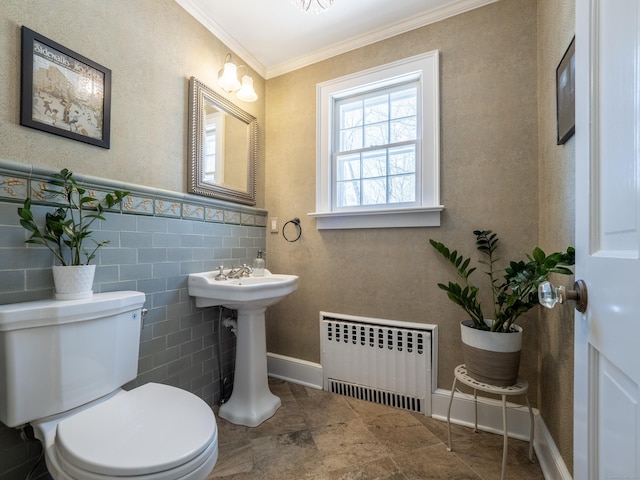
[328,379,424,413]
[320,312,435,415]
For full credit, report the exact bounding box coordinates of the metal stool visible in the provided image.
[446,364,534,480]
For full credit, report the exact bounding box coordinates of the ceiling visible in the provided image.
[175,0,497,79]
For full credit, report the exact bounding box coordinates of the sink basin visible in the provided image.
[188,270,298,309]
[188,268,299,427]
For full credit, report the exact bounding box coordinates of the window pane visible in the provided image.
[337,180,360,207]
[364,123,388,148]
[362,150,386,178]
[390,88,417,119]
[340,127,363,151]
[364,94,388,124]
[336,153,361,181]
[362,177,387,205]
[204,130,216,182]
[339,100,363,128]
[388,174,415,203]
[390,117,417,143]
[388,145,416,174]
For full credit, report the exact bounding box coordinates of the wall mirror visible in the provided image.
[188,76,257,205]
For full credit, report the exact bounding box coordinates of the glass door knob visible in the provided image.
[538,280,588,313]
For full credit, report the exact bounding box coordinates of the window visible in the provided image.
[310,51,442,229]
[203,111,224,184]
[335,83,419,208]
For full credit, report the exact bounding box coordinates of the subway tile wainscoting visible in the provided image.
[0,160,266,479]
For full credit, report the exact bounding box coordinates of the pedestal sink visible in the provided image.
[188,269,298,427]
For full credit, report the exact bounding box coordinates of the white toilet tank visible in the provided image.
[0,291,145,427]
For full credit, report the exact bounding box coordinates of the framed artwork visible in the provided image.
[20,26,112,148]
[556,36,575,145]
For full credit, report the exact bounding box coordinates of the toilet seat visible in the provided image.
[48,383,218,479]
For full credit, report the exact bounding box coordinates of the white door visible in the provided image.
[574,1,640,478]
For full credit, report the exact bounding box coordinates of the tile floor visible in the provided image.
[208,379,544,480]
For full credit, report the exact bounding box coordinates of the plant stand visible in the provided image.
[446,364,534,480]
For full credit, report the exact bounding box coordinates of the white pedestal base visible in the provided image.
[218,307,281,427]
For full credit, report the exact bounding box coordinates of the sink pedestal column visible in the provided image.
[219,306,281,427]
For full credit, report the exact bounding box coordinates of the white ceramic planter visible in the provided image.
[52,265,96,300]
[460,320,523,386]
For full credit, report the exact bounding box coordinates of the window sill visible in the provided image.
[308,206,444,230]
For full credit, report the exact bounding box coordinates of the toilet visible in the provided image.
[0,291,218,480]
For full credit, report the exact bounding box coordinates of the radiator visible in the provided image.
[320,312,435,415]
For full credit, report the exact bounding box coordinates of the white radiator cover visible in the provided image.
[320,311,436,415]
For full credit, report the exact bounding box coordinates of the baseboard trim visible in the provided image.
[266,352,323,389]
[533,415,573,480]
[431,388,536,440]
[267,355,571,480]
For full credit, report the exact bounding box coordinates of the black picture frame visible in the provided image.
[20,26,111,149]
[556,36,575,145]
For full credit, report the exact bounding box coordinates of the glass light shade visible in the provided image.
[236,75,258,102]
[291,0,334,14]
[218,61,241,92]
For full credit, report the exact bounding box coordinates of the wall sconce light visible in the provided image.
[218,53,258,102]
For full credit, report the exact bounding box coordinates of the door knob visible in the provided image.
[538,280,588,313]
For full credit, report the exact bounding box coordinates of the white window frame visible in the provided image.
[204,111,225,184]
[309,50,443,229]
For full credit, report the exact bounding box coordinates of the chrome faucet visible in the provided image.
[214,266,227,281]
[227,264,252,279]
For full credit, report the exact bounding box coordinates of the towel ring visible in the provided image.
[282,218,302,242]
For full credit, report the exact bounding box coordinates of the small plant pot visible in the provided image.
[52,265,96,300]
[460,320,522,386]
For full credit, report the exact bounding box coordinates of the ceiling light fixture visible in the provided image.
[217,53,258,102]
[291,0,334,15]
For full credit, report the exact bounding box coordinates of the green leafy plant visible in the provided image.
[429,230,575,332]
[18,168,130,266]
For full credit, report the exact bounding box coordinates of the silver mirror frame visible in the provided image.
[188,76,257,205]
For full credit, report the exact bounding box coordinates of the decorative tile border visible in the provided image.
[182,202,205,220]
[155,198,182,218]
[0,160,267,227]
[0,174,28,200]
[224,210,241,225]
[123,195,155,215]
[241,213,256,226]
[205,207,224,223]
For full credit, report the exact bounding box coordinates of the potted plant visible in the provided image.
[18,168,129,300]
[429,230,575,386]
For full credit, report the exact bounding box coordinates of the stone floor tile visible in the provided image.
[213,410,251,446]
[395,444,484,480]
[345,395,411,419]
[362,410,441,456]
[252,429,326,479]
[267,377,296,402]
[208,441,253,478]
[297,392,359,428]
[447,430,542,480]
[411,412,473,445]
[325,456,407,480]
[311,419,391,471]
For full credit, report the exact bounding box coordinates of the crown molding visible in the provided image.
[175,0,268,78]
[266,0,498,78]
[176,0,498,80]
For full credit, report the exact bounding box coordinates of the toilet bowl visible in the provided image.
[32,383,218,480]
[33,383,218,480]
[0,291,219,479]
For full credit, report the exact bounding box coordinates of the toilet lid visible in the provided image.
[55,383,217,476]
